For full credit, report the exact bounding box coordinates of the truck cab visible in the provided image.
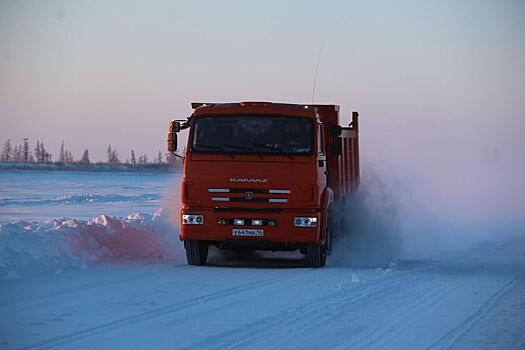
[168,102,359,267]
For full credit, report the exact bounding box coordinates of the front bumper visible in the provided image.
[180,208,321,244]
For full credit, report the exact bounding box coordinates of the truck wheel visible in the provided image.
[306,243,326,268]
[185,240,208,266]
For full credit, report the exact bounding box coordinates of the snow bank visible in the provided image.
[0,209,180,280]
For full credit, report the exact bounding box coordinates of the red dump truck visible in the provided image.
[167,102,360,267]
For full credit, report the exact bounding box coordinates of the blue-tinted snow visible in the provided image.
[0,170,180,222]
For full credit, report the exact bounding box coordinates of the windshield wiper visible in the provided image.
[253,143,294,160]
[194,144,222,150]
[193,144,235,159]
[223,144,264,159]
[223,144,252,151]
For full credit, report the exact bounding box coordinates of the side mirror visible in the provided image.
[167,130,177,153]
[168,121,180,153]
[170,121,181,133]
[331,137,342,156]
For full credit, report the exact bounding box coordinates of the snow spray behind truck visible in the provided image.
[168,102,360,267]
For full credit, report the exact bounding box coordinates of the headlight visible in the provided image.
[234,219,245,226]
[182,214,204,225]
[293,217,317,227]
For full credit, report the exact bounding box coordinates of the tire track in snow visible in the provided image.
[340,240,525,350]
[336,239,525,350]
[20,268,314,350]
[186,263,440,350]
[0,265,188,309]
[347,273,464,350]
[426,275,525,350]
[256,275,444,350]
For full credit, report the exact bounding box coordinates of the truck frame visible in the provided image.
[168,102,359,267]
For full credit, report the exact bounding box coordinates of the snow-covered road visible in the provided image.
[2,234,524,350]
[1,170,524,349]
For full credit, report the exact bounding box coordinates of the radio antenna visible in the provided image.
[311,40,324,104]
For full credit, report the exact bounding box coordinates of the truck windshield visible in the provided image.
[191,115,314,156]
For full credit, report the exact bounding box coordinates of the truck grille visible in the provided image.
[208,188,290,203]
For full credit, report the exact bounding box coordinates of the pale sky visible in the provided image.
[1,0,524,166]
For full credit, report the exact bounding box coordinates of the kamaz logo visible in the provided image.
[230,178,268,183]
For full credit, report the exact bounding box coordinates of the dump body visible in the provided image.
[169,102,359,267]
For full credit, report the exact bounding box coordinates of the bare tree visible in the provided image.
[22,138,29,162]
[34,141,41,162]
[80,149,90,164]
[12,145,21,162]
[111,149,120,164]
[130,150,136,165]
[107,144,113,163]
[59,140,65,163]
[138,153,148,165]
[38,141,51,163]
[39,142,45,162]
[1,139,12,162]
[156,151,163,164]
[165,152,177,165]
[65,150,73,163]
[106,144,120,164]
[165,146,184,166]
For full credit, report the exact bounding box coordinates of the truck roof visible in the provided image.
[188,101,343,125]
[191,101,339,112]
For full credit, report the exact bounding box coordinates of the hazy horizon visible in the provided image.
[1,1,523,162]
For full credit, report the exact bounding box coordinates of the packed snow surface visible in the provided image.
[1,170,524,349]
[1,235,524,349]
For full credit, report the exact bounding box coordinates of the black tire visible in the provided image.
[185,240,208,266]
[306,243,326,268]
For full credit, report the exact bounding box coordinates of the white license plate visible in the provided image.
[232,229,264,237]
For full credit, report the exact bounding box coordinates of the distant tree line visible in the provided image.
[1,138,182,166]
[1,138,55,163]
[107,144,180,166]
